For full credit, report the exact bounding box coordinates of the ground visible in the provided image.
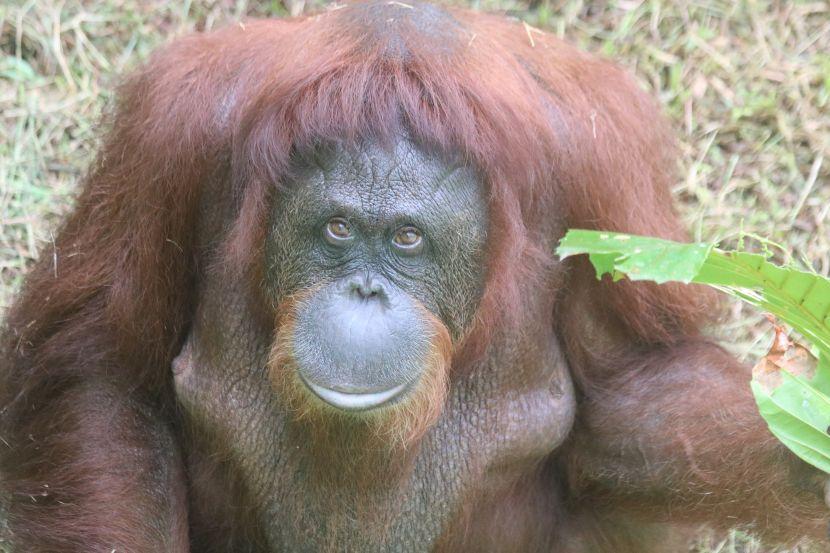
[0,1,828,552]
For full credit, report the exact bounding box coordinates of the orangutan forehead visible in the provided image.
[286,140,486,227]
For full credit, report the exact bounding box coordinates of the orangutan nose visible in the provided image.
[347,272,386,300]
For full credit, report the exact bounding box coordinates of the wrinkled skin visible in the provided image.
[266,140,485,405]
[174,139,576,551]
[4,3,829,552]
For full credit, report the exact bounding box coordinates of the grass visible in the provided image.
[0,1,828,551]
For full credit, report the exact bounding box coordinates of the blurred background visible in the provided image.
[1,1,828,551]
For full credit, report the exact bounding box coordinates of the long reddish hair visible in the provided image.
[2,1,709,423]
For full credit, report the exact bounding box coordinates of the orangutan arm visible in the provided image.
[564,339,828,543]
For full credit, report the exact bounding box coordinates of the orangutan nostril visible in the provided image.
[348,273,385,300]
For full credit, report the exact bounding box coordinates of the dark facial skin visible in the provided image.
[265,139,487,410]
[174,137,573,552]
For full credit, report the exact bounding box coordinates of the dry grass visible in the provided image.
[1,1,828,551]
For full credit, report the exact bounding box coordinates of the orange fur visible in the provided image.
[2,3,821,551]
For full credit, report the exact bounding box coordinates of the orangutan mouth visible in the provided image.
[300,375,412,411]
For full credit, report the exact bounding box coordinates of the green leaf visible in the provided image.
[751,353,830,474]
[556,229,830,357]
[556,229,830,472]
[557,230,713,284]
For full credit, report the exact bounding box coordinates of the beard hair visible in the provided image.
[267,291,453,496]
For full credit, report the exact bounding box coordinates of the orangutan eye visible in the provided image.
[392,226,423,255]
[324,217,352,245]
